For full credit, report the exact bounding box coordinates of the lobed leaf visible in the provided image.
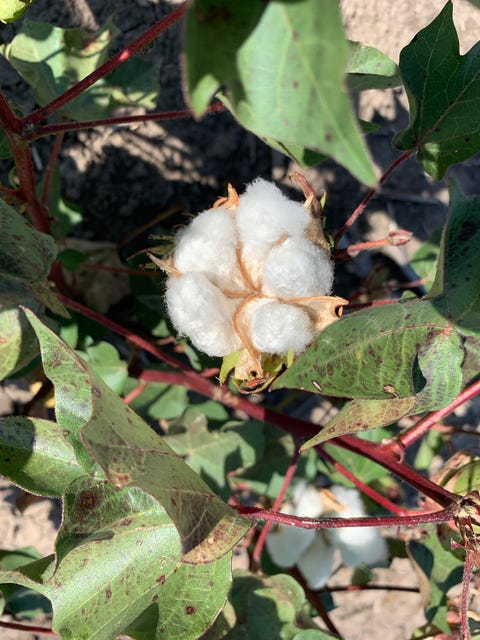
[184,0,375,185]
[25,309,250,562]
[394,1,480,178]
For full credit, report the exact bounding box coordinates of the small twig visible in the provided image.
[462,553,475,640]
[27,103,225,140]
[319,583,419,594]
[123,382,146,405]
[118,205,182,250]
[0,619,57,636]
[22,3,186,128]
[252,449,300,566]
[334,229,412,262]
[334,150,414,244]
[390,379,480,451]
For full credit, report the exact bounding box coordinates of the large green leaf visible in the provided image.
[0,417,85,496]
[408,526,464,634]
[165,410,264,500]
[2,21,161,121]
[394,1,480,178]
[25,310,250,563]
[275,181,480,421]
[184,0,375,185]
[0,478,232,640]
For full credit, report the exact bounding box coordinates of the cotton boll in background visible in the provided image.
[296,532,336,590]
[292,481,324,518]
[325,486,388,568]
[261,237,334,299]
[248,301,314,354]
[173,208,244,291]
[265,504,317,568]
[236,179,311,274]
[165,272,242,357]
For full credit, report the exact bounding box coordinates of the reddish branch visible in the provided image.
[22,3,187,129]
[334,150,414,244]
[0,620,57,636]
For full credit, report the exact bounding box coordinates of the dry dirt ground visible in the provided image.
[1,1,480,639]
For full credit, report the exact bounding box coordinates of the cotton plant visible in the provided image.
[150,178,347,388]
[265,483,389,590]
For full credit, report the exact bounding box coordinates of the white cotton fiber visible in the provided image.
[325,486,388,567]
[292,481,324,518]
[173,208,243,291]
[248,300,314,354]
[165,273,241,357]
[236,179,311,268]
[265,504,316,568]
[262,237,334,299]
[296,533,336,590]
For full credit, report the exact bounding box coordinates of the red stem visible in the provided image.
[252,449,300,565]
[0,91,51,234]
[334,150,414,244]
[0,620,57,635]
[391,379,480,450]
[22,3,186,129]
[57,294,460,508]
[26,103,225,140]
[235,503,457,529]
[462,552,474,640]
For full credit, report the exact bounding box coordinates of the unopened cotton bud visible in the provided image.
[236,179,311,266]
[248,300,314,354]
[173,208,243,291]
[262,237,334,299]
[165,272,241,357]
[296,532,336,590]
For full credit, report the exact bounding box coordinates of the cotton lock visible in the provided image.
[159,178,347,380]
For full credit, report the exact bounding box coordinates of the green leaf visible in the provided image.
[0,417,85,496]
[3,21,162,121]
[346,42,401,92]
[394,1,480,178]
[275,181,480,411]
[204,570,334,640]
[300,396,417,450]
[0,127,12,159]
[39,167,83,238]
[0,0,32,23]
[0,198,56,283]
[407,527,464,633]
[76,341,128,394]
[25,310,250,563]
[0,479,233,640]
[165,410,264,500]
[0,548,51,620]
[184,0,375,186]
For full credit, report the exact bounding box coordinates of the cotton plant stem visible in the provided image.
[461,553,475,640]
[235,503,458,529]
[0,620,57,636]
[27,103,225,140]
[252,449,300,566]
[390,378,480,451]
[334,150,414,244]
[0,90,51,234]
[57,294,460,509]
[22,3,186,129]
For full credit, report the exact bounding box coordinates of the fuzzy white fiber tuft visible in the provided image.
[249,301,314,354]
[165,273,241,357]
[173,207,243,291]
[262,237,334,299]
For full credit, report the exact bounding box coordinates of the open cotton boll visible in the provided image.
[173,208,243,291]
[236,179,311,267]
[248,300,314,354]
[325,486,388,567]
[165,273,242,357]
[296,532,336,590]
[265,504,317,568]
[261,237,334,299]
